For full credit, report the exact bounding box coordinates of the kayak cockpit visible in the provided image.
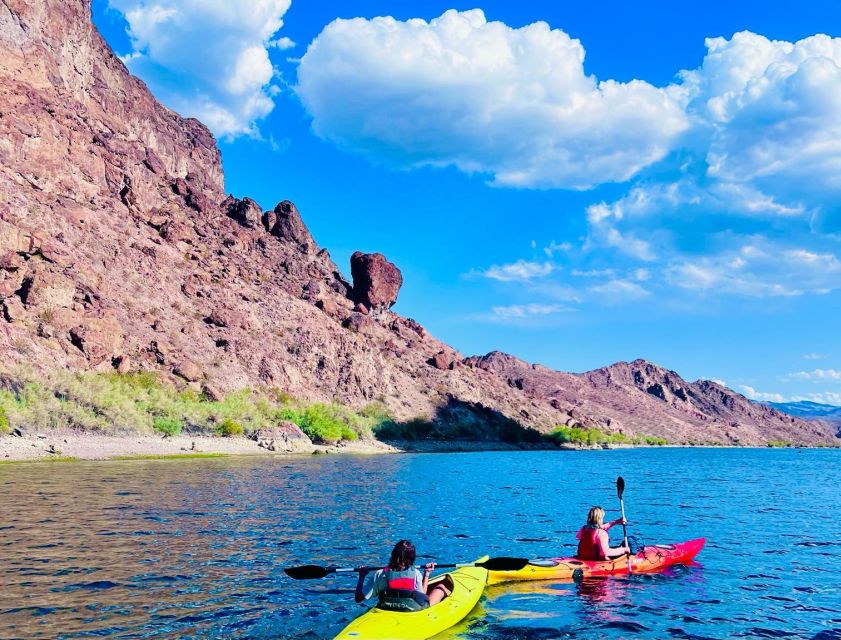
[374,574,455,612]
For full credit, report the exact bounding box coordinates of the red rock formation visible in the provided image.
[350,251,403,311]
[0,0,835,446]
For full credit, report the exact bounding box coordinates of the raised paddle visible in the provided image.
[616,475,632,576]
[284,556,529,580]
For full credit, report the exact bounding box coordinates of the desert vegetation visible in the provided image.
[0,369,391,444]
[0,370,754,449]
[548,425,668,447]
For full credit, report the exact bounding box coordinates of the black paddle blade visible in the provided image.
[479,557,530,572]
[616,476,625,500]
[284,564,331,580]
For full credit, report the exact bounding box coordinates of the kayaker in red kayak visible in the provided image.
[576,506,630,561]
[354,540,452,611]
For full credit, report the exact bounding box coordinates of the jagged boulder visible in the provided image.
[20,269,75,310]
[429,351,451,370]
[68,316,124,365]
[250,421,313,453]
[224,196,262,229]
[268,200,316,252]
[173,360,202,382]
[343,311,375,334]
[350,251,402,311]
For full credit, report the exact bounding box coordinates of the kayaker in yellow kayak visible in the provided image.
[354,540,452,611]
[576,506,630,560]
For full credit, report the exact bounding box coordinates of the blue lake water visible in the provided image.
[1,448,840,639]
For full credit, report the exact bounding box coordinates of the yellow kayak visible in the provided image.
[333,556,489,640]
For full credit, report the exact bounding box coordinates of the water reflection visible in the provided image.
[0,449,839,639]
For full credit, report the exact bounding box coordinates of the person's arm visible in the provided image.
[422,563,435,592]
[597,529,629,558]
[603,517,627,531]
[354,568,369,603]
[355,568,376,603]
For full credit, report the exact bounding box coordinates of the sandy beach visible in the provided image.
[0,432,567,463]
[0,432,403,462]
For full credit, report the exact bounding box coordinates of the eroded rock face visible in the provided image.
[350,252,403,311]
[224,196,262,229]
[20,269,75,310]
[0,0,834,448]
[269,201,316,253]
[69,316,124,365]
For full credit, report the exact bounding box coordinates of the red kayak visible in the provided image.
[487,537,705,585]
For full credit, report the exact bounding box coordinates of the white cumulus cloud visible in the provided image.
[739,385,786,403]
[479,260,555,282]
[666,242,841,297]
[491,303,567,319]
[296,9,688,189]
[684,32,841,204]
[584,30,841,259]
[589,279,651,301]
[740,387,841,406]
[108,0,291,137]
[788,368,841,381]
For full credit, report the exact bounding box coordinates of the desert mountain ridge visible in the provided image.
[768,401,841,423]
[0,0,837,446]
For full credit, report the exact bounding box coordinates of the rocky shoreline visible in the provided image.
[0,432,396,462]
[2,432,831,464]
[0,431,611,463]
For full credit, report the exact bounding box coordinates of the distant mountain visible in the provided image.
[463,354,839,445]
[768,401,841,421]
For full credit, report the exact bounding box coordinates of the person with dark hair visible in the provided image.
[354,540,452,611]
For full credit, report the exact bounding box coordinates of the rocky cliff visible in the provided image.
[0,0,836,446]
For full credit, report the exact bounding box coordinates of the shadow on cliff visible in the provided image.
[376,395,543,444]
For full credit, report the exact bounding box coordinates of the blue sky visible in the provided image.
[91,0,841,405]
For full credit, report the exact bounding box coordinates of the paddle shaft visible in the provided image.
[336,562,477,574]
[617,477,633,576]
[284,556,529,579]
[619,499,628,548]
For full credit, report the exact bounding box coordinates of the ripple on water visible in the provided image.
[0,449,839,639]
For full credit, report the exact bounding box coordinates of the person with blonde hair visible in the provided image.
[576,506,630,561]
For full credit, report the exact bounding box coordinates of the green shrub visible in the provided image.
[547,425,649,446]
[216,418,244,437]
[0,406,9,434]
[767,439,792,448]
[635,435,668,446]
[0,368,378,441]
[279,403,358,443]
[153,417,183,437]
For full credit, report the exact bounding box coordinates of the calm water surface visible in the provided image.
[1,449,840,639]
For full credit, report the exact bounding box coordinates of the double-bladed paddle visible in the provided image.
[616,475,632,575]
[284,556,529,580]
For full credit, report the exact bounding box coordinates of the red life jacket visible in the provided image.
[383,567,417,591]
[577,525,606,561]
[376,567,429,612]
